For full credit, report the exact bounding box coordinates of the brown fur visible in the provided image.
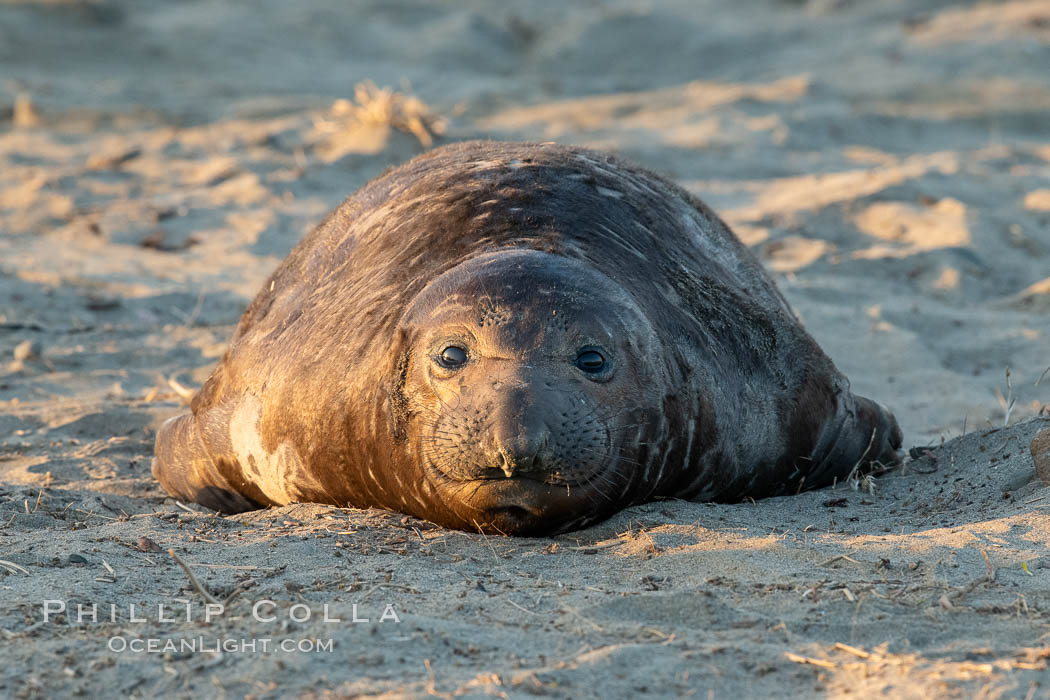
[153,141,901,535]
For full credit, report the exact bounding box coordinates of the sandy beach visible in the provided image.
[1,0,1049,697]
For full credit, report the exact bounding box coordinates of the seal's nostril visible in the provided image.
[497,448,517,478]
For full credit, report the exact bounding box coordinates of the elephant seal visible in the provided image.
[153,140,901,535]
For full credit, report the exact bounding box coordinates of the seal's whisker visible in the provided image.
[603,422,650,431]
[572,445,644,467]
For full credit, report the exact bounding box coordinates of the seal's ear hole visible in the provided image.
[575,349,606,373]
[437,345,468,369]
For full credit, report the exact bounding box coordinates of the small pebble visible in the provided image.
[136,536,162,553]
[68,554,88,565]
[84,295,121,311]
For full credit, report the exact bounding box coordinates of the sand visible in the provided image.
[1,0,1049,697]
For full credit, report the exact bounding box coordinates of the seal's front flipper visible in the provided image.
[152,414,258,514]
[803,393,903,488]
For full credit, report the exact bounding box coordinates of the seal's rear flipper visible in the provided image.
[152,414,258,514]
[803,394,903,488]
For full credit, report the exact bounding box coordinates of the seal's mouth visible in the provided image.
[424,458,593,488]
[428,471,619,535]
[474,467,575,486]
[420,448,629,534]
[465,481,560,534]
[461,477,566,514]
[464,476,561,502]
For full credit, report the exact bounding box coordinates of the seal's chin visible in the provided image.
[455,478,592,536]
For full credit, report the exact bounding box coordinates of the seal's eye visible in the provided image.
[437,345,468,369]
[575,350,606,373]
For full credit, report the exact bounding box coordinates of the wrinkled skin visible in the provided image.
[153,141,901,535]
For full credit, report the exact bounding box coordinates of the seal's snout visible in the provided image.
[480,384,553,479]
[425,373,615,489]
[492,418,551,478]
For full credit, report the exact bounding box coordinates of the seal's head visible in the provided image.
[396,249,666,535]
